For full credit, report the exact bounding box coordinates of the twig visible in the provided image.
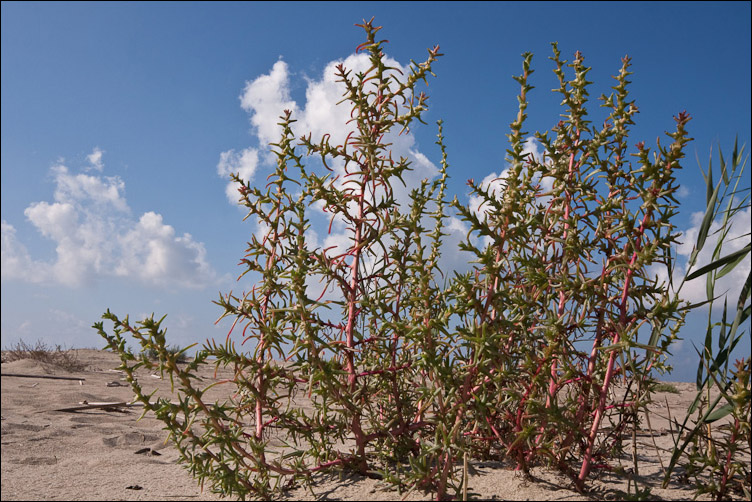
[643,405,666,474]
[1,373,85,381]
[47,401,144,413]
[463,451,469,501]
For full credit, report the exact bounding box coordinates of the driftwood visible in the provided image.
[50,401,145,413]
[1,373,85,381]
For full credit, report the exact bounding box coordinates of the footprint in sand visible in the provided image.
[1,422,50,434]
[17,456,58,465]
[102,431,159,447]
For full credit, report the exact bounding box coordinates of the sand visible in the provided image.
[1,349,747,501]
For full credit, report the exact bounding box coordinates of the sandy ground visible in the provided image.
[1,349,747,501]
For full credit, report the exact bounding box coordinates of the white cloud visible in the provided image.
[86,147,104,171]
[468,170,510,219]
[1,154,216,289]
[240,60,298,151]
[225,52,452,296]
[467,136,548,222]
[217,147,259,204]
[1,220,49,283]
[671,206,751,306]
[51,163,128,212]
[463,137,552,251]
[24,199,110,286]
[226,54,585,305]
[299,54,393,147]
[116,212,214,288]
[25,201,78,241]
[233,52,436,185]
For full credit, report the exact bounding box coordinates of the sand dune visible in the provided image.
[1,349,745,500]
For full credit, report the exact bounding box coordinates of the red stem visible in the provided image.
[342,123,373,474]
[577,186,658,486]
[718,419,740,501]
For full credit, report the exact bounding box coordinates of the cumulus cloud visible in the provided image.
[462,137,552,251]
[669,206,751,306]
[240,60,298,151]
[25,201,79,241]
[459,133,749,313]
[216,147,259,204]
[223,53,584,303]
[222,53,576,300]
[1,220,49,283]
[51,163,128,212]
[1,151,215,288]
[86,147,105,171]
[230,53,437,190]
[222,52,452,282]
[239,54,397,153]
[116,212,213,288]
[468,170,510,219]
[467,136,548,221]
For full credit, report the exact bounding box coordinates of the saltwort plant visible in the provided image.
[95,18,745,501]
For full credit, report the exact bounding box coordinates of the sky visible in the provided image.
[1,1,750,383]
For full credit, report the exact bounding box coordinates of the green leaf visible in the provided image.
[694,180,722,257]
[737,268,751,311]
[697,323,713,388]
[718,146,729,186]
[716,243,752,279]
[727,270,752,344]
[706,149,714,205]
[686,243,750,281]
[704,402,734,423]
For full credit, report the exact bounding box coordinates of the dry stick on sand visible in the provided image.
[47,401,145,413]
[643,405,667,474]
[1,373,86,381]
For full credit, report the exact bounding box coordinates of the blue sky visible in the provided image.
[2,1,750,382]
